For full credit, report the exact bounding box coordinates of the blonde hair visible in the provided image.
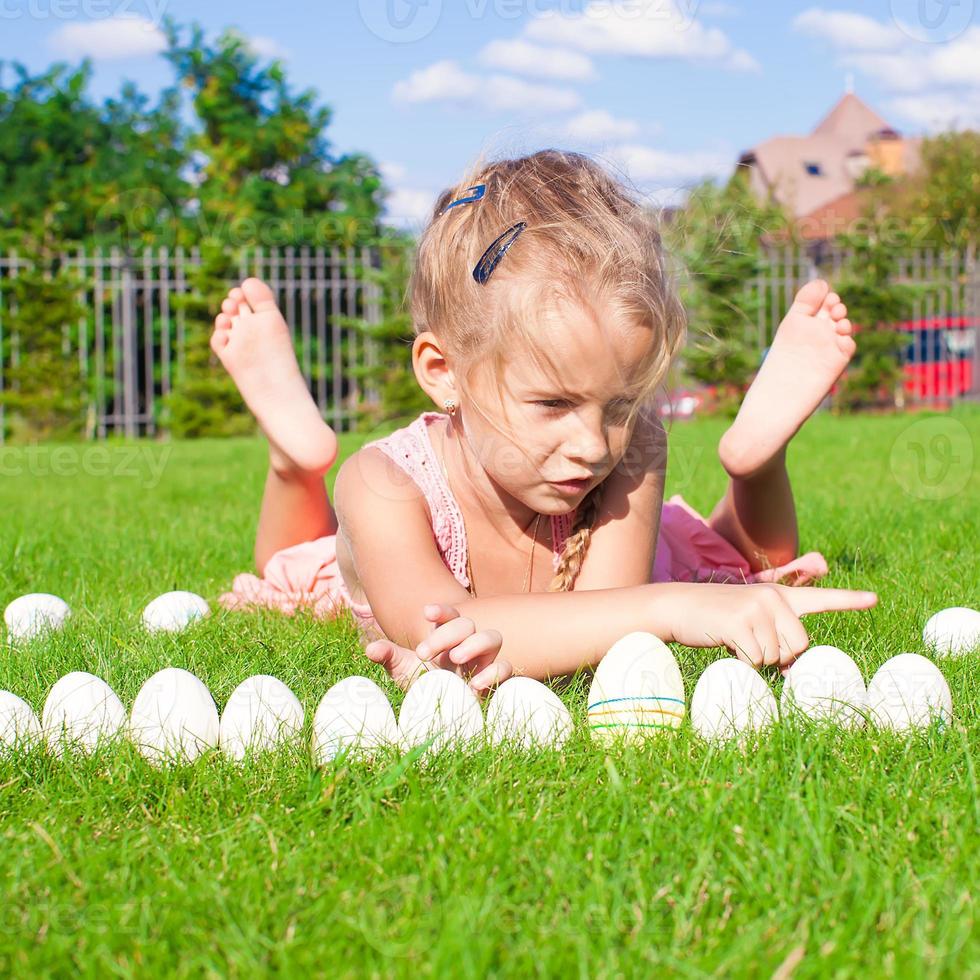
[409,148,687,591]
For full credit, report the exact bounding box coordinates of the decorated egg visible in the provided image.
[587,631,685,742]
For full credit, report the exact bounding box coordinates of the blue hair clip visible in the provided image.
[439,183,486,215]
[473,222,527,285]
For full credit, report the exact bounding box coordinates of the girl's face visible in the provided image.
[467,290,655,515]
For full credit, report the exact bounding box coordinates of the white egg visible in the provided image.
[587,631,685,743]
[129,667,219,764]
[867,653,953,732]
[3,593,71,643]
[691,659,778,743]
[311,675,399,764]
[485,677,573,750]
[922,606,980,657]
[218,674,305,762]
[141,591,210,633]
[0,691,42,752]
[780,645,868,728]
[398,669,483,755]
[41,671,127,755]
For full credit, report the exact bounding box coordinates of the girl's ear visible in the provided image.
[412,331,456,405]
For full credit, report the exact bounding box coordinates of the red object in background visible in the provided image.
[896,316,976,399]
[830,315,977,402]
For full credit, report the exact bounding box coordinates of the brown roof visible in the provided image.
[812,92,890,141]
[739,93,919,223]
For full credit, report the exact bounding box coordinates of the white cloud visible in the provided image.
[523,0,759,72]
[563,109,641,141]
[383,186,439,232]
[794,14,980,133]
[379,161,408,184]
[792,9,901,51]
[887,93,980,132]
[247,35,290,60]
[477,39,597,81]
[605,143,733,186]
[48,15,165,60]
[393,60,581,113]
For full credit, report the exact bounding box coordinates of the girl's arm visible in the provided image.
[336,446,878,683]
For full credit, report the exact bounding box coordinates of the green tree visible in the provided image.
[833,171,918,411]
[0,209,86,440]
[666,175,792,409]
[159,21,386,436]
[887,130,980,250]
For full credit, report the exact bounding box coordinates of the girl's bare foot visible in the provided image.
[719,279,856,479]
[211,277,339,476]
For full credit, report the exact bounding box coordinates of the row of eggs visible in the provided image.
[0,630,958,764]
[0,666,570,764]
[5,591,980,662]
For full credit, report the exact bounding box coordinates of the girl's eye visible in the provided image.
[535,399,568,411]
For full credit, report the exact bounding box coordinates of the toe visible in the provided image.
[241,277,278,313]
[221,298,238,316]
[831,302,847,320]
[835,318,853,335]
[214,312,232,331]
[793,279,830,315]
[837,334,857,358]
[210,329,230,356]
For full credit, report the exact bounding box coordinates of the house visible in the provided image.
[736,92,922,240]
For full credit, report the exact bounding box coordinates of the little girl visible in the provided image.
[212,149,877,693]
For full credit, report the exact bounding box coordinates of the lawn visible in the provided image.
[0,406,977,977]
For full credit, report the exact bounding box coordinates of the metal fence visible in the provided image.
[1,245,977,443]
[750,246,980,406]
[0,246,383,441]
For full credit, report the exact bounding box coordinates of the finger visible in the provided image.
[753,621,782,668]
[467,658,513,696]
[448,629,502,666]
[422,602,461,625]
[775,610,809,660]
[365,640,393,666]
[417,616,474,661]
[781,586,878,616]
[730,633,764,669]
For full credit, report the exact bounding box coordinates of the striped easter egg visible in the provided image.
[588,631,685,742]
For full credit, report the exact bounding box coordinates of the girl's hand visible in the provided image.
[415,603,512,695]
[365,603,512,696]
[665,582,878,672]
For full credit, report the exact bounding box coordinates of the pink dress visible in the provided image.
[218,411,829,639]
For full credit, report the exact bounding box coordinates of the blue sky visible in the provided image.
[2,0,978,230]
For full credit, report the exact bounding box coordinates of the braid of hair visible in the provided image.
[546,483,605,592]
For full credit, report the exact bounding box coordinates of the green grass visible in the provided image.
[0,406,978,978]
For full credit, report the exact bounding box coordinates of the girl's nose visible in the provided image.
[564,411,610,467]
